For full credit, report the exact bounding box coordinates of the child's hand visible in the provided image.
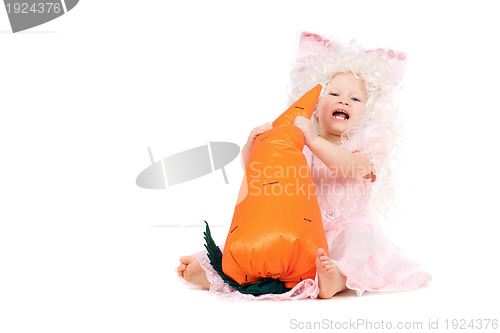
[241,122,273,168]
[293,116,317,146]
[246,122,273,147]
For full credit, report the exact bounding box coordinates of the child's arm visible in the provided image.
[308,137,372,177]
[241,122,273,169]
[294,116,372,178]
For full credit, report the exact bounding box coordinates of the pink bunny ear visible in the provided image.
[297,32,407,84]
[296,32,334,59]
[366,48,407,83]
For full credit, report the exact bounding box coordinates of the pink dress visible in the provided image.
[190,125,431,300]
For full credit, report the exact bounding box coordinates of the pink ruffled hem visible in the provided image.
[333,259,431,297]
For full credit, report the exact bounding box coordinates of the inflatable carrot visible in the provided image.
[204,84,328,295]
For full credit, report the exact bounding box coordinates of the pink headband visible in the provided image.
[297,32,407,83]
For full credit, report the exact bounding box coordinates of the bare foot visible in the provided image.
[316,248,347,299]
[177,256,211,290]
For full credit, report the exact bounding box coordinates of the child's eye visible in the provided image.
[329,93,339,96]
[351,97,361,102]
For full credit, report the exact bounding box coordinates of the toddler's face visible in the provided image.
[315,72,367,138]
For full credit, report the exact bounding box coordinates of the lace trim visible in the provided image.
[198,256,320,300]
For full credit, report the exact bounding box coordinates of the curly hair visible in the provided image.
[288,40,403,222]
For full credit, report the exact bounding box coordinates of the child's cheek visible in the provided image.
[317,99,332,116]
[351,113,364,126]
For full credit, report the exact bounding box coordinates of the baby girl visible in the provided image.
[177,39,431,299]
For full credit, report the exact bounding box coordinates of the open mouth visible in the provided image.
[332,110,350,120]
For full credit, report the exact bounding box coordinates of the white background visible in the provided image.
[1,1,499,332]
